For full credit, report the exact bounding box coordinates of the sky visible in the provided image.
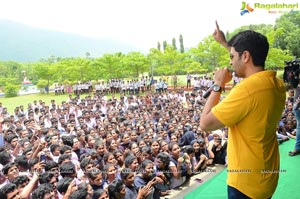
[0,0,299,51]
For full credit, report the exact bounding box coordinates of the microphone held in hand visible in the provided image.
[202,68,233,99]
[203,86,213,99]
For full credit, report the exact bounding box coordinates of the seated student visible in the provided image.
[69,189,89,199]
[11,175,30,193]
[103,163,118,189]
[12,172,39,199]
[92,189,109,199]
[45,160,60,179]
[134,160,163,199]
[39,172,58,198]
[0,183,20,199]
[284,119,297,139]
[60,161,77,180]
[190,140,208,171]
[32,183,55,199]
[154,153,171,196]
[168,142,192,189]
[124,155,139,173]
[77,182,94,199]
[1,162,19,188]
[276,124,290,144]
[108,179,126,199]
[211,138,227,165]
[79,157,96,183]
[121,168,151,199]
[113,149,125,169]
[87,168,104,191]
[57,177,73,197]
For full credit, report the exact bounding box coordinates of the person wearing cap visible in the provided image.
[200,21,285,198]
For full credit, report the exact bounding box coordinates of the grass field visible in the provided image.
[0,93,78,113]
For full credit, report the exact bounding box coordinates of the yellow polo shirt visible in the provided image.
[212,70,286,199]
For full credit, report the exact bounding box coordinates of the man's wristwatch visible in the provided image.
[212,84,222,92]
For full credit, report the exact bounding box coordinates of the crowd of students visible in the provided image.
[0,79,292,199]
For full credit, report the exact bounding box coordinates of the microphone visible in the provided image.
[202,86,213,99]
[202,69,233,99]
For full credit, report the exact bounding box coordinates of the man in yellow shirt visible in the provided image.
[200,21,286,199]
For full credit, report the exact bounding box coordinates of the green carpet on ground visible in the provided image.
[184,140,300,199]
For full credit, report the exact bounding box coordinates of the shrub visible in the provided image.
[4,84,20,97]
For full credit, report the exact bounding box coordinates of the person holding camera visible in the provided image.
[289,96,300,156]
[200,21,286,198]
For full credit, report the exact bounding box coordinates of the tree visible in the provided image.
[179,34,184,53]
[273,10,300,57]
[32,62,56,94]
[163,41,167,51]
[172,38,177,50]
[266,48,293,69]
[159,46,181,75]
[93,53,125,80]
[4,83,19,97]
[185,62,207,74]
[148,48,163,77]
[122,52,148,78]
[157,42,161,51]
[36,79,48,93]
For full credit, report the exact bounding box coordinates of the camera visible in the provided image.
[283,58,300,88]
[40,153,46,163]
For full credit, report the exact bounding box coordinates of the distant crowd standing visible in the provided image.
[52,74,216,97]
[0,73,292,199]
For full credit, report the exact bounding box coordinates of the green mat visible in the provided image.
[184,140,300,199]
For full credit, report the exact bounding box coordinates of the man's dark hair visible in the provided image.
[19,138,30,147]
[60,162,76,178]
[58,154,71,165]
[2,162,17,175]
[69,189,88,199]
[0,183,17,199]
[0,150,11,165]
[28,158,39,171]
[80,157,93,172]
[87,168,102,180]
[50,144,60,154]
[14,155,29,170]
[4,133,18,144]
[22,147,33,156]
[61,136,74,147]
[11,175,30,188]
[39,172,55,184]
[45,160,59,172]
[228,30,269,67]
[32,183,53,199]
[59,145,72,155]
[57,177,73,194]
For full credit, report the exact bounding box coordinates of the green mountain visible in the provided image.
[0,20,141,62]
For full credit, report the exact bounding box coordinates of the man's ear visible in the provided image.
[242,50,251,63]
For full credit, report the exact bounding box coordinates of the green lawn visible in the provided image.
[0,93,74,113]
